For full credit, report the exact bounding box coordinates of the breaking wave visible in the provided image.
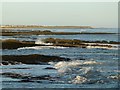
[49,60,108,84]
[17,46,68,50]
[35,38,53,45]
[52,60,101,74]
[70,75,87,84]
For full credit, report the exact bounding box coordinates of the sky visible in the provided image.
[1,1,118,28]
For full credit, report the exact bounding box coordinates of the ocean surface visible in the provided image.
[1,28,119,88]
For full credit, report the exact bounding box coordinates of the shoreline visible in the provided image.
[0,25,93,29]
[2,30,116,36]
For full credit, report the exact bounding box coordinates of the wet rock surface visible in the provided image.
[1,38,119,50]
[1,72,54,82]
[1,61,21,65]
[1,39,39,49]
[1,54,70,65]
[44,67,56,70]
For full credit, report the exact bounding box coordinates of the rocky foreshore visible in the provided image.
[1,54,70,65]
[2,30,116,36]
[1,38,119,49]
[1,72,55,82]
[42,38,119,48]
[1,39,39,49]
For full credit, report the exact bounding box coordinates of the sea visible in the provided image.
[0,28,119,88]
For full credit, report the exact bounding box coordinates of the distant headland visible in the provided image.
[0,25,94,29]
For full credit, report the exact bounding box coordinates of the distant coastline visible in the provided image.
[0,25,93,29]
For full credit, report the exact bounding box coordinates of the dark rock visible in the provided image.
[2,54,70,64]
[1,39,38,49]
[2,61,9,65]
[2,72,55,82]
[1,72,28,79]
[44,67,56,70]
[10,67,30,69]
[31,75,51,80]
[20,79,33,82]
[1,61,22,65]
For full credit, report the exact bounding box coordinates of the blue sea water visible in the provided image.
[3,28,118,33]
[1,28,118,42]
[1,28,119,88]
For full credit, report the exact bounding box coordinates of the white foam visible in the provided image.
[54,60,101,69]
[52,60,105,84]
[53,60,101,74]
[83,61,101,65]
[107,75,120,80]
[78,67,93,75]
[54,60,81,69]
[17,46,68,50]
[71,76,87,84]
[0,38,16,41]
[86,43,119,50]
[35,38,53,45]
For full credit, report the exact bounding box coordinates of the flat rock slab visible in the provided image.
[2,54,70,64]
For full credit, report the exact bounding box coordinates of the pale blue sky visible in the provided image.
[1,2,118,28]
